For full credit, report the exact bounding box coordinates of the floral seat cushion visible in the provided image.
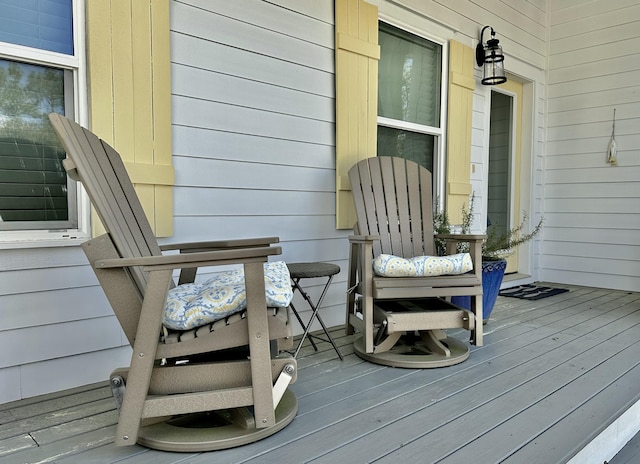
[373,253,473,277]
[163,261,293,331]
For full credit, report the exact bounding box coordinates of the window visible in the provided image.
[0,0,80,233]
[0,59,75,229]
[377,22,444,174]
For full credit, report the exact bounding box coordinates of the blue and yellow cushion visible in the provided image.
[163,261,293,331]
[373,253,473,277]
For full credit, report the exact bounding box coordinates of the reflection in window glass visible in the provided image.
[378,22,442,128]
[377,126,435,173]
[0,0,74,55]
[377,22,443,175]
[0,59,70,227]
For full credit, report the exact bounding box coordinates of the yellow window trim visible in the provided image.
[86,0,174,237]
[336,33,381,60]
[335,5,477,230]
[335,0,380,230]
[446,40,475,224]
[123,163,175,186]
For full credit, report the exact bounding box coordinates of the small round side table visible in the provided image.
[286,262,343,360]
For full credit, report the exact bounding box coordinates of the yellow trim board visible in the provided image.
[86,0,173,237]
[335,0,380,229]
[446,40,475,224]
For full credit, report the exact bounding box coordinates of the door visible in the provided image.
[487,79,522,274]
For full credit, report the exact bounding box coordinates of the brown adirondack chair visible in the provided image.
[49,113,298,452]
[346,156,485,368]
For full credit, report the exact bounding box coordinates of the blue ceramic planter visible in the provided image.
[451,259,507,321]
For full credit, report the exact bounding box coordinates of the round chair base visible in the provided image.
[136,389,298,452]
[353,334,470,368]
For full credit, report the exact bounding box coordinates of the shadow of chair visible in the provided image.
[346,156,485,368]
[49,113,298,452]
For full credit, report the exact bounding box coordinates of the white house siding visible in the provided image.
[0,1,341,405]
[381,0,547,69]
[0,0,555,404]
[0,0,634,407]
[377,0,548,281]
[0,245,132,404]
[167,0,348,336]
[545,0,640,292]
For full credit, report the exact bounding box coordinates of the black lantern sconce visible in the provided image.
[475,26,507,85]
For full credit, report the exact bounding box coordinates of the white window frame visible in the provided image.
[377,11,451,209]
[0,0,90,248]
[376,20,449,204]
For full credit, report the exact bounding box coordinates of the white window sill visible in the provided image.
[0,231,90,249]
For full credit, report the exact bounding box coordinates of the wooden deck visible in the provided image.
[1,283,639,464]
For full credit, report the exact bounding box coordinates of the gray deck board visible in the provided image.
[302,293,640,463]
[0,398,115,441]
[0,284,638,464]
[501,361,640,464]
[436,328,640,463]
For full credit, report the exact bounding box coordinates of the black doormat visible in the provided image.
[499,284,569,300]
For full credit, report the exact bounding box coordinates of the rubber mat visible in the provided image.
[499,284,569,300]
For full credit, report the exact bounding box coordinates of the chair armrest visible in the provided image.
[94,246,281,271]
[159,236,280,252]
[348,234,381,244]
[435,233,486,242]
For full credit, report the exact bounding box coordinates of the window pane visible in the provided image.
[0,59,74,229]
[0,0,74,55]
[487,91,512,237]
[377,126,435,172]
[378,22,442,127]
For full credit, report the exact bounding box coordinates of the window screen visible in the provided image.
[378,22,441,128]
[0,0,74,55]
[377,22,443,174]
[0,59,76,230]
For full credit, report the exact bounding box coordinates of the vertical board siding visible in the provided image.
[333,0,380,229]
[86,0,174,237]
[446,41,475,224]
[546,0,640,291]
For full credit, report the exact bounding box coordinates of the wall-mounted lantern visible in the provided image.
[475,26,507,85]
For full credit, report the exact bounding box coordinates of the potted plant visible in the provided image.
[434,195,543,322]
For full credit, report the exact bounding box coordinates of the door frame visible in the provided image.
[483,74,535,276]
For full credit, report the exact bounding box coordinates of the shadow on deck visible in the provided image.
[1,283,639,463]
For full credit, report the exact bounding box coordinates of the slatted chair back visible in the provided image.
[49,115,301,452]
[49,114,159,287]
[349,156,436,259]
[49,114,162,343]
